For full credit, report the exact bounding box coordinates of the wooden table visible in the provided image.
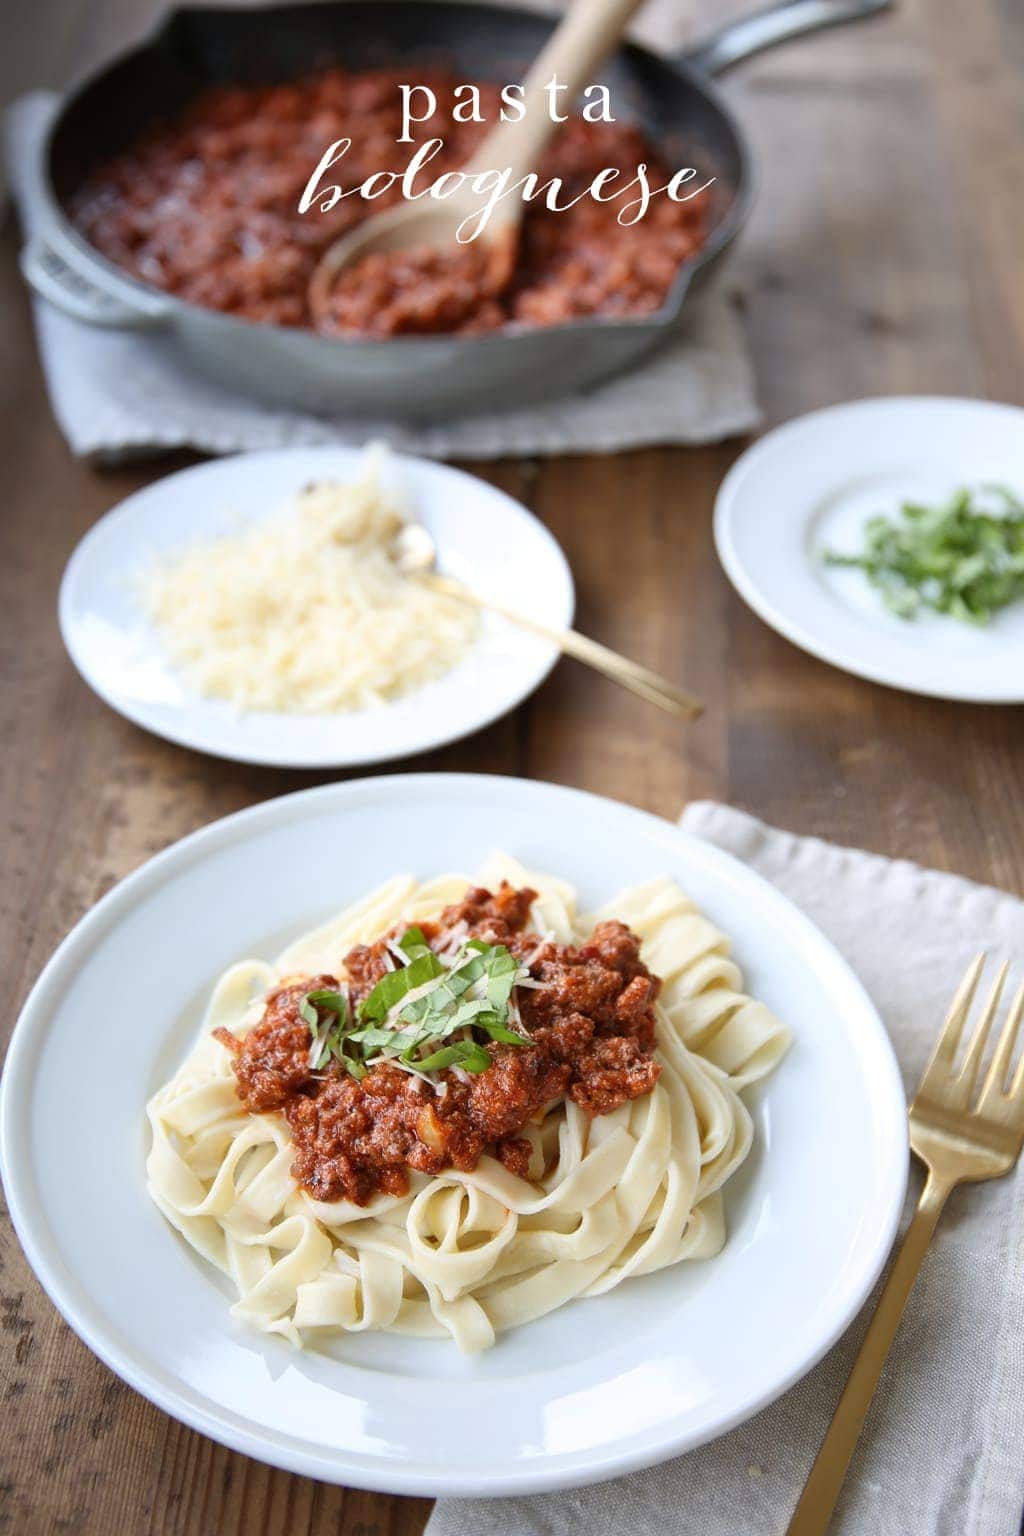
[2,0,1022,1530]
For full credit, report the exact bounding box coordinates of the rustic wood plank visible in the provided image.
[1,0,1023,1530]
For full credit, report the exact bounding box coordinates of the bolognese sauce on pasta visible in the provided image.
[214,882,662,1205]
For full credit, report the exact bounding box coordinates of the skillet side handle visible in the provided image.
[681,0,892,77]
[20,233,170,330]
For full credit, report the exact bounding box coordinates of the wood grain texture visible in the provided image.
[1,0,1023,1531]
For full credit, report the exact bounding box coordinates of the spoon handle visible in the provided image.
[466,0,648,186]
[423,572,703,721]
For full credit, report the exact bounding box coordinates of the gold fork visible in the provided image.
[390,523,703,721]
[786,955,1024,1536]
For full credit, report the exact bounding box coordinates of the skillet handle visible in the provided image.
[20,232,170,330]
[681,0,892,77]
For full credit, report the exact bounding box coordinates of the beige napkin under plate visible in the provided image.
[4,83,758,464]
[428,803,1024,1536]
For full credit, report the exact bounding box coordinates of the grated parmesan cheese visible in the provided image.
[141,451,478,714]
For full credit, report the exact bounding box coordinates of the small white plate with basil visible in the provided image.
[714,397,1024,704]
[59,447,574,768]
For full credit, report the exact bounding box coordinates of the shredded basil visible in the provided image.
[478,1018,530,1044]
[301,987,355,1071]
[306,988,350,1018]
[299,932,533,1083]
[483,947,521,1012]
[416,1040,493,1074]
[823,485,1024,625]
[358,949,446,1022]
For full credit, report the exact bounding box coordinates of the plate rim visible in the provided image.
[713,394,1024,705]
[0,772,909,1496]
[57,447,576,768]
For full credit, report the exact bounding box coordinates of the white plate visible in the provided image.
[59,449,574,767]
[0,774,906,1497]
[714,397,1024,703]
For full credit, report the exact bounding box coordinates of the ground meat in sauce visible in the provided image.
[70,67,711,336]
[216,882,662,1204]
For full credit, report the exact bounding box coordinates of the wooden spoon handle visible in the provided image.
[466,0,648,186]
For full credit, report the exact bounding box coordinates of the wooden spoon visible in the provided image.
[309,0,647,323]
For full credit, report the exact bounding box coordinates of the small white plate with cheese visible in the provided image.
[59,446,574,768]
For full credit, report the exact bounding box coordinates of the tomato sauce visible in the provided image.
[215,883,662,1204]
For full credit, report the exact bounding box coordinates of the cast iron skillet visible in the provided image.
[21,0,890,420]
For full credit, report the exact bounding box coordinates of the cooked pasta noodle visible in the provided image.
[146,855,789,1352]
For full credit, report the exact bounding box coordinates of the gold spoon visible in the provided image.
[391,524,702,721]
[309,0,648,322]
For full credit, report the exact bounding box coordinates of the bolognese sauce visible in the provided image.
[71,66,711,336]
[215,882,662,1205]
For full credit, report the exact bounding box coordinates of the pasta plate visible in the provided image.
[0,775,907,1495]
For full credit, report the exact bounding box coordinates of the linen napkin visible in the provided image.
[428,803,1024,1536]
[3,87,758,464]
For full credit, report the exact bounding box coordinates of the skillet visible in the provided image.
[20,0,890,420]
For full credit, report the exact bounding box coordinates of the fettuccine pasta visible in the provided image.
[146,855,789,1352]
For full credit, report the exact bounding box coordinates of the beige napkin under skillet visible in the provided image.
[428,803,1024,1536]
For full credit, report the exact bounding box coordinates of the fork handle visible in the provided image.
[423,573,703,720]
[785,1172,952,1535]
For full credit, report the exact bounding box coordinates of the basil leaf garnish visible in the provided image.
[300,929,534,1083]
[479,1019,529,1044]
[416,1040,493,1074]
[306,989,350,1020]
[358,949,446,1022]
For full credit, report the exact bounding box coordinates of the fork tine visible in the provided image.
[998,982,1024,1099]
[921,954,986,1087]
[960,961,1009,1095]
